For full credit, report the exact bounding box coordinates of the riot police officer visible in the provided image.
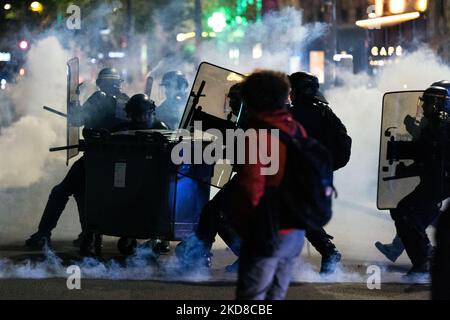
[25,68,130,250]
[376,81,450,264]
[391,84,450,277]
[109,93,169,255]
[289,71,352,274]
[113,93,168,131]
[175,84,244,270]
[155,71,189,129]
[71,68,130,129]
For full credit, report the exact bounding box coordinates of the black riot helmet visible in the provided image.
[420,85,450,122]
[432,80,450,89]
[96,68,123,96]
[289,71,320,103]
[125,94,156,122]
[160,71,189,92]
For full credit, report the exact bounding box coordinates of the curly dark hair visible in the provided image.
[240,70,290,112]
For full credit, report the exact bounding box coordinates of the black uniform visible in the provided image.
[391,119,450,273]
[112,118,168,132]
[175,85,243,269]
[26,90,129,248]
[69,91,122,131]
[155,95,187,130]
[291,98,351,171]
[290,96,352,273]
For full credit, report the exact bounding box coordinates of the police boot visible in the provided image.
[117,237,138,256]
[79,232,95,256]
[395,216,432,278]
[175,234,212,268]
[320,246,342,275]
[375,235,404,263]
[403,261,431,283]
[404,244,433,281]
[153,239,170,253]
[25,232,51,250]
[307,230,342,274]
[73,232,88,248]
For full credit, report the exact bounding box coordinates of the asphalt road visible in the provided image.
[0,240,430,300]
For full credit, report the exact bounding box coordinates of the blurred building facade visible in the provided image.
[427,0,450,64]
[275,0,450,76]
[274,0,368,83]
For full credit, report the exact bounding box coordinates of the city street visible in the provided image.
[0,199,432,300]
[1,0,449,301]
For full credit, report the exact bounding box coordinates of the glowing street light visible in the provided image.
[356,12,420,29]
[389,0,406,14]
[375,0,384,16]
[30,1,44,13]
[208,11,227,33]
[19,40,29,50]
[415,0,428,12]
[4,3,12,10]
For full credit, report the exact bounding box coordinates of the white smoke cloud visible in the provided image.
[199,7,327,74]
[0,245,430,285]
[0,37,79,242]
[0,37,68,188]
[0,117,58,187]
[329,48,450,205]
[0,245,212,282]
[324,48,450,265]
[1,3,449,284]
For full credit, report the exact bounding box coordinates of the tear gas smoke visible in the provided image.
[324,49,450,264]
[0,37,79,242]
[198,7,328,74]
[0,6,325,242]
[0,245,430,285]
[1,2,449,283]
[0,37,67,188]
[0,245,211,282]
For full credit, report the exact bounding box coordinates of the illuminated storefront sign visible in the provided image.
[371,46,403,57]
[370,46,403,67]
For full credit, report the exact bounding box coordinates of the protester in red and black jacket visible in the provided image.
[232,70,307,300]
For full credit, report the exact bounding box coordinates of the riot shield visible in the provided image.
[180,62,245,188]
[180,62,245,130]
[66,58,80,165]
[377,90,424,210]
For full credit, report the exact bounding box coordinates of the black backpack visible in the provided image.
[273,127,335,231]
[256,127,336,230]
[318,102,352,171]
[244,126,335,255]
[292,100,352,171]
[246,126,335,256]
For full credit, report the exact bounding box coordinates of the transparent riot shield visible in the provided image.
[180,62,245,188]
[66,58,80,165]
[180,62,245,130]
[377,90,424,209]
